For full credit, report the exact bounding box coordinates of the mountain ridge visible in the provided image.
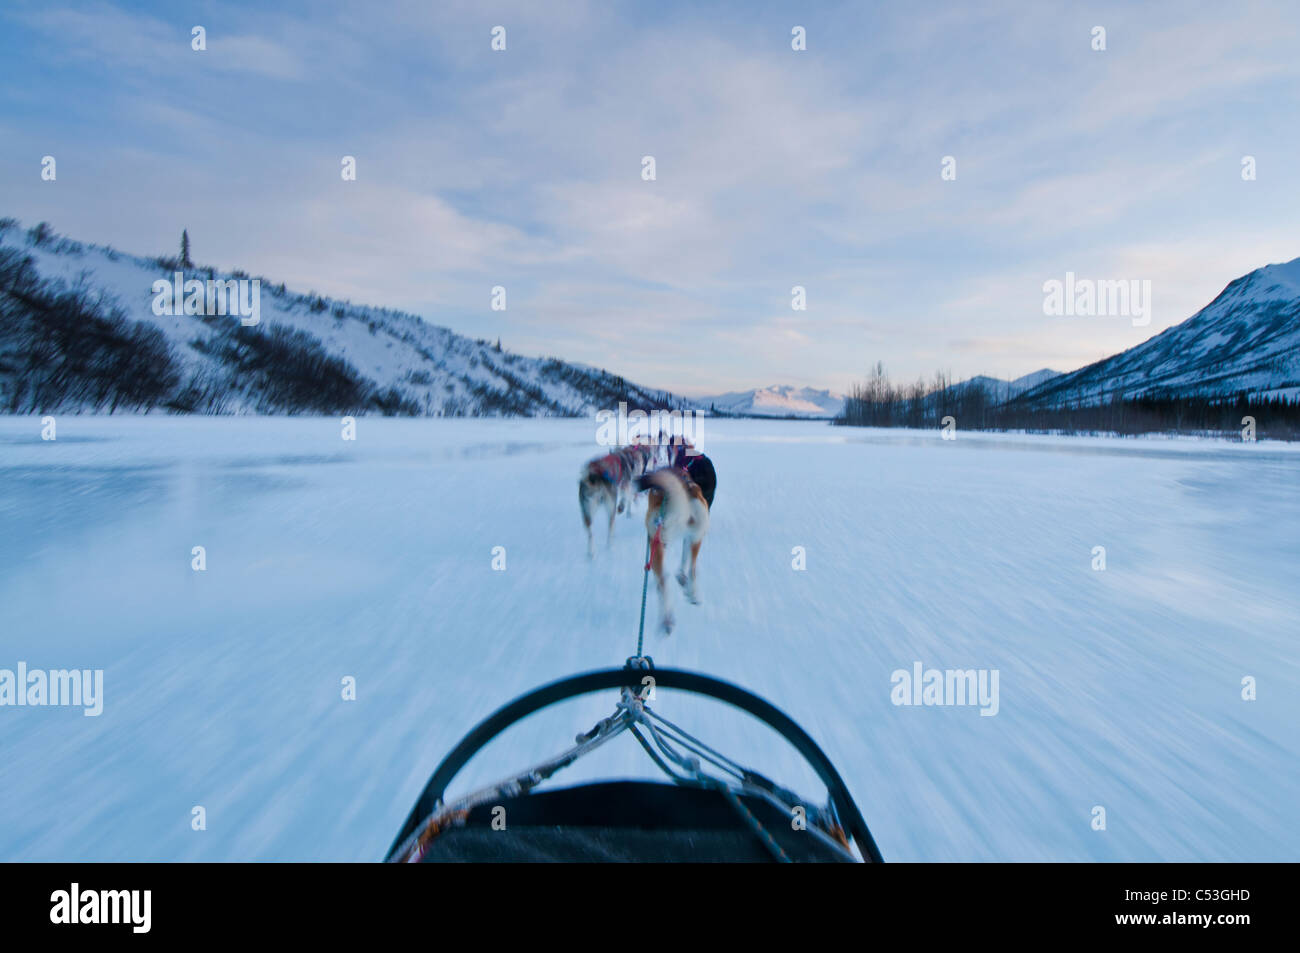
[5,219,1297,420]
[0,219,698,417]
[1015,257,1300,408]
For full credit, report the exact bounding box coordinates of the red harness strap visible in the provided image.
[646,523,663,570]
[597,452,622,483]
[645,496,667,570]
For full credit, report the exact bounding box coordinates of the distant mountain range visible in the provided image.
[845,256,1300,416]
[3,218,1297,419]
[693,385,845,418]
[933,368,1062,405]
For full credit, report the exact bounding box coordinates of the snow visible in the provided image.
[1,416,1297,861]
[1256,257,1300,296]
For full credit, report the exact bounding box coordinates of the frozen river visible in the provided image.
[1,416,1297,861]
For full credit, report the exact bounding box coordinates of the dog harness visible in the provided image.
[646,500,666,570]
[594,452,623,484]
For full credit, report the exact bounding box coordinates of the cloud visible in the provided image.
[14,3,307,81]
[3,0,1299,393]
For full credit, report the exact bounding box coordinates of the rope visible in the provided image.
[628,723,689,782]
[612,491,823,864]
[713,780,792,863]
[642,708,750,779]
[635,532,651,658]
[634,499,666,659]
[642,714,747,784]
[392,707,633,863]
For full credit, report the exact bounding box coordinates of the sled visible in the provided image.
[386,660,884,863]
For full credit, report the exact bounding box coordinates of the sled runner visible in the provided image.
[386,661,884,863]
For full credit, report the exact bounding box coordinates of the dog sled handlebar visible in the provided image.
[386,666,884,863]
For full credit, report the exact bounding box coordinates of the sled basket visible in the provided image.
[386,666,884,863]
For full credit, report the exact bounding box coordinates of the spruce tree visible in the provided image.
[180,229,192,268]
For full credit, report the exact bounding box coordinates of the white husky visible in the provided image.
[638,467,710,635]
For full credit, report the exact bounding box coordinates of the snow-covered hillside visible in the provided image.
[0,220,694,417]
[1019,258,1300,407]
[696,385,844,417]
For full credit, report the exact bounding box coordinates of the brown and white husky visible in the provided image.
[637,467,710,634]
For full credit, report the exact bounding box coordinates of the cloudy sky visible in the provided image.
[2,0,1299,396]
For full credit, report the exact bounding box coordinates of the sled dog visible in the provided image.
[579,444,657,556]
[638,467,710,634]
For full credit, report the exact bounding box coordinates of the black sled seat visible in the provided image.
[417,780,853,863]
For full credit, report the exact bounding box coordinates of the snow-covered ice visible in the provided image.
[1,416,1297,861]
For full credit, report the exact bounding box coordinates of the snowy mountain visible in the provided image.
[929,369,1062,406]
[696,385,844,418]
[1009,368,1063,394]
[0,219,696,417]
[1017,258,1300,407]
